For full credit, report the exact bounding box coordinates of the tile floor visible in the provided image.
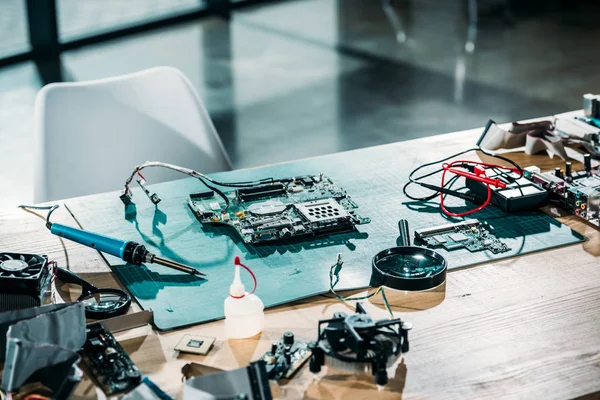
[1,0,600,207]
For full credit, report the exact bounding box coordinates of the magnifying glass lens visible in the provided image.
[376,253,444,278]
[81,290,129,313]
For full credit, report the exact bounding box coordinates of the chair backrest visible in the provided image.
[33,66,232,203]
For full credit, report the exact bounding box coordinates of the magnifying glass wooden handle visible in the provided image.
[398,219,411,247]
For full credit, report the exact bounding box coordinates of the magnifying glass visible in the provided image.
[371,220,447,291]
[56,267,131,319]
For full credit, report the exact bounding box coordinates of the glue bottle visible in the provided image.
[224,256,264,339]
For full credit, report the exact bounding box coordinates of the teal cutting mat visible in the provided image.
[66,144,585,330]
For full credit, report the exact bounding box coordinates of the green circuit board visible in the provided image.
[187,174,370,244]
[414,219,510,254]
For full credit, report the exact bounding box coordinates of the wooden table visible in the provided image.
[1,123,599,400]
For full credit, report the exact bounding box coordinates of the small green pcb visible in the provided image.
[414,219,509,254]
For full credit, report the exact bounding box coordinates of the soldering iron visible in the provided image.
[19,204,204,277]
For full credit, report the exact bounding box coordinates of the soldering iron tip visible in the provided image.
[194,269,206,277]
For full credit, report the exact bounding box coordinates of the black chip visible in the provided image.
[190,191,215,200]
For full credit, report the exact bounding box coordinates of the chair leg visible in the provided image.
[465,0,478,53]
[381,0,406,43]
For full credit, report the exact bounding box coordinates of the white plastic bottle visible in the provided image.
[224,256,264,339]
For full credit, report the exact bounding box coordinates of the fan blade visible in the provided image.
[27,261,42,269]
[5,254,13,260]
[19,255,25,261]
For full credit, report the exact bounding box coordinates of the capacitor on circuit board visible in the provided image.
[584,154,592,174]
[554,167,562,178]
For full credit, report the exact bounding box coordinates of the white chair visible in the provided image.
[33,66,232,203]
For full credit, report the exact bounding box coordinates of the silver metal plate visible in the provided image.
[295,198,349,223]
[247,200,287,216]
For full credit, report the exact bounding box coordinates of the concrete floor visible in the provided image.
[1,0,599,207]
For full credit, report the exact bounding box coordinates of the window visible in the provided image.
[0,0,30,58]
[57,0,206,42]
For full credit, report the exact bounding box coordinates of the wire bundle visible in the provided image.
[403,146,523,217]
[123,161,275,210]
[328,254,394,318]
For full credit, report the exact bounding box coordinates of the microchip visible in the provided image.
[449,233,469,242]
[433,235,447,244]
[175,334,215,355]
[210,202,221,211]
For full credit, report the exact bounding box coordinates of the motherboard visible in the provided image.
[187,174,370,244]
[524,157,599,229]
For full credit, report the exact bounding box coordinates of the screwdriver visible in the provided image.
[48,223,205,277]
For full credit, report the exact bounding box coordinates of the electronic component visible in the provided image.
[414,219,510,254]
[0,253,52,311]
[308,303,410,387]
[136,178,161,205]
[174,334,215,356]
[583,93,600,118]
[189,191,215,200]
[120,163,368,244]
[80,323,142,395]
[237,183,286,202]
[258,331,311,381]
[120,190,133,206]
[465,169,549,213]
[188,175,370,244]
[525,161,600,228]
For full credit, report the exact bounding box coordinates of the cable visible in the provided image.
[403,128,526,216]
[124,161,274,193]
[440,163,492,217]
[122,161,276,210]
[403,173,461,202]
[197,176,231,211]
[328,254,394,319]
[403,147,481,202]
[18,204,59,229]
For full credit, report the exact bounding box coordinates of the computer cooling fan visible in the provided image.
[308,303,410,386]
[0,252,52,311]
